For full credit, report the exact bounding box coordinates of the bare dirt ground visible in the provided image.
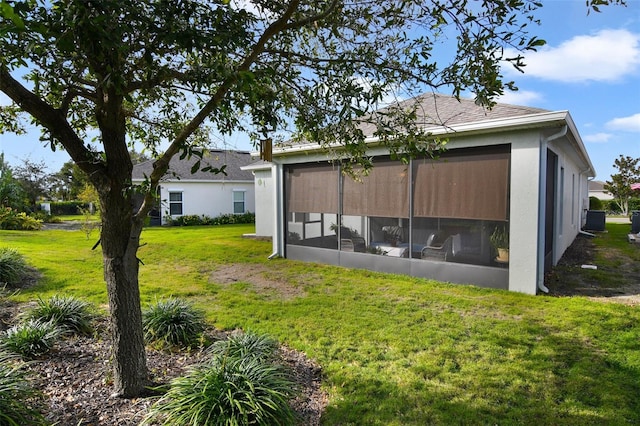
[544,232,640,306]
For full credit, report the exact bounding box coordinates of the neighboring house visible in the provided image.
[257,93,595,295]
[588,180,613,201]
[132,150,255,225]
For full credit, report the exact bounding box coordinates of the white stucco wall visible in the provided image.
[159,180,255,224]
[253,168,274,237]
[509,134,543,295]
[548,138,590,265]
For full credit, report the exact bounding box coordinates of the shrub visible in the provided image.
[29,211,61,223]
[48,201,90,215]
[23,295,95,335]
[0,351,46,426]
[207,332,279,363]
[144,333,297,426]
[142,298,206,348]
[588,196,603,211]
[0,208,42,230]
[166,212,255,227]
[0,248,29,288]
[0,320,61,360]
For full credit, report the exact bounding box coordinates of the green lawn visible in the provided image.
[2,224,639,425]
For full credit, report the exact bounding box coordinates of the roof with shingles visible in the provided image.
[357,93,550,136]
[589,180,607,191]
[132,150,254,182]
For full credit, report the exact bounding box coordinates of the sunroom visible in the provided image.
[266,94,595,294]
[284,144,511,289]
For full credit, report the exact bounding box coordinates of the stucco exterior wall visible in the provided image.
[548,138,590,265]
[159,180,255,224]
[509,134,543,295]
[253,168,274,237]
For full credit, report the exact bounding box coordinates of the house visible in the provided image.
[588,180,613,201]
[259,93,595,295]
[132,150,255,225]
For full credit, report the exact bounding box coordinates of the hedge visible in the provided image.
[165,212,255,227]
[49,201,91,216]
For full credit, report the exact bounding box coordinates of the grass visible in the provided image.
[1,223,639,424]
[54,214,100,222]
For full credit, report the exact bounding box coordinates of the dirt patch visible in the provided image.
[210,263,308,299]
[545,233,640,306]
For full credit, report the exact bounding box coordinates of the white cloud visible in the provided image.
[606,113,640,132]
[496,90,543,106]
[504,29,640,83]
[583,132,614,143]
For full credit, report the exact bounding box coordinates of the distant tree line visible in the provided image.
[0,150,149,212]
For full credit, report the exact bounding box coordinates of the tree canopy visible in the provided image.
[605,155,640,215]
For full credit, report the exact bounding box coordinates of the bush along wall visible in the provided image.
[49,201,91,216]
[165,212,255,227]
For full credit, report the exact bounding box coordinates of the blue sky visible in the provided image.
[1,0,638,182]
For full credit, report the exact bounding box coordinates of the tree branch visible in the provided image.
[0,66,106,180]
[136,1,306,220]
[283,0,340,31]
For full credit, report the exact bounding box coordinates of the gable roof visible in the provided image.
[357,93,549,136]
[132,150,254,182]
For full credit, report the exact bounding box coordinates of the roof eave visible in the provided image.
[272,111,573,157]
[270,110,596,178]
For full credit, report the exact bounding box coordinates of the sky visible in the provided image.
[0,0,639,182]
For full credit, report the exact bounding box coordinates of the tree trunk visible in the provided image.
[100,184,149,398]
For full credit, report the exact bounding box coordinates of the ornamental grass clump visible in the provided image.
[0,319,61,360]
[0,351,46,426]
[142,298,206,348]
[144,332,297,426]
[24,295,95,335]
[207,331,279,363]
[0,248,29,288]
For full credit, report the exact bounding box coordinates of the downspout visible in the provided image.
[268,163,282,260]
[537,125,568,294]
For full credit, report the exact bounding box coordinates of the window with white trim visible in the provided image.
[233,190,245,214]
[169,191,183,215]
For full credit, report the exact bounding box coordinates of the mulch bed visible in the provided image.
[1,313,327,425]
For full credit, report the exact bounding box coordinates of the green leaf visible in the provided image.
[190,160,200,174]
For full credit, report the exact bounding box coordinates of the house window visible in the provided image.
[169,192,183,215]
[233,190,245,214]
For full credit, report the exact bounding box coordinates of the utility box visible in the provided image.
[585,210,606,232]
[631,211,640,234]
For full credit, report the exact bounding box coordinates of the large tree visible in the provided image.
[12,157,51,210]
[605,155,640,215]
[0,153,27,210]
[0,0,624,397]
